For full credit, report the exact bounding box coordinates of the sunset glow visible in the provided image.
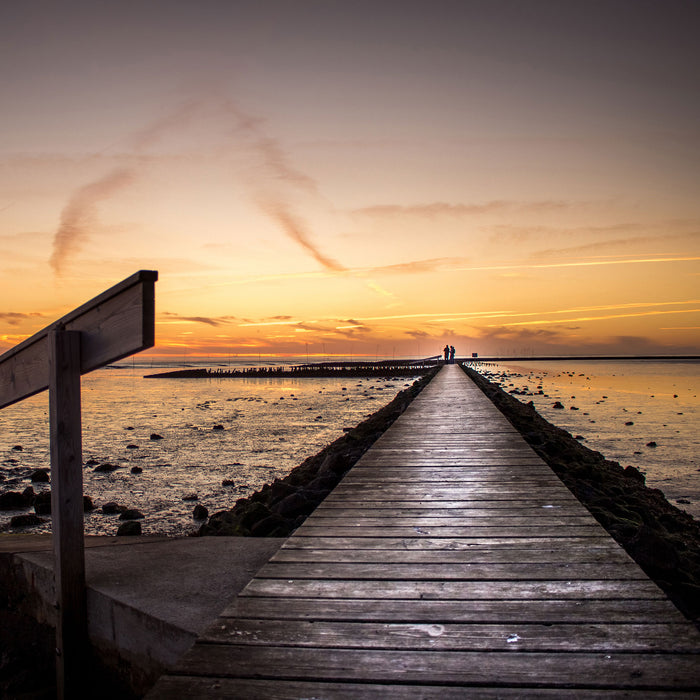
[1,1,698,359]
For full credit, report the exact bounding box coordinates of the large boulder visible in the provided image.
[0,489,34,510]
[117,521,142,536]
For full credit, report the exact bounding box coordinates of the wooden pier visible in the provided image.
[148,364,700,698]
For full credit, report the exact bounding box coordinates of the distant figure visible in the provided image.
[443,345,450,362]
[449,346,455,364]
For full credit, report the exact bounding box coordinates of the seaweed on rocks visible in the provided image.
[198,369,439,539]
[462,364,700,627]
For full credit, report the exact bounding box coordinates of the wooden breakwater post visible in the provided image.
[0,270,157,698]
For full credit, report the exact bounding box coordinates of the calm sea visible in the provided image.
[470,360,699,520]
[0,359,418,535]
[1,359,697,535]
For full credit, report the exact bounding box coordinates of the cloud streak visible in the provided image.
[353,200,572,219]
[257,198,345,272]
[0,311,44,326]
[454,255,700,274]
[49,168,135,275]
[49,100,209,275]
[491,307,700,327]
[160,312,237,327]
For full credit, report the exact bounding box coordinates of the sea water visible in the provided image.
[0,361,418,536]
[2,359,697,535]
[470,360,699,520]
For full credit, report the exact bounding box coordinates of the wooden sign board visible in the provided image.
[0,270,157,410]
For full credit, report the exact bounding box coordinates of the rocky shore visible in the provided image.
[462,365,700,628]
[198,369,439,537]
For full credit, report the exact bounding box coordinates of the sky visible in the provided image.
[1,0,699,359]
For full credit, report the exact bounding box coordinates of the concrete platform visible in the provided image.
[0,534,284,694]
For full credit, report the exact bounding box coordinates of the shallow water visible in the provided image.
[2,358,697,534]
[470,360,699,520]
[0,363,417,536]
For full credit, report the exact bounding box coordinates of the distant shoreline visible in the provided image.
[468,355,700,362]
[143,355,699,379]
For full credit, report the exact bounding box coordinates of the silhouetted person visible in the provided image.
[449,346,455,363]
[443,345,449,362]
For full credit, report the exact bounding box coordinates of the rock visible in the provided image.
[646,441,658,448]
[94,463,119,473]
[628,525,680,573]
[11,445,23,451]
[30,469,50,483]
[625,421,634,426]
[130,466,143,474]
[83,496,95,512]
[271,492,313,519]
[85,459,100,467]
[11,514,44,528]
[34,492,52,515]
[212,424,224,431]
[250,514,288,537]
[102,502,125,514]
[222,479,236,487]
[1,490,31,510]
[182,494,199,501]
[624,466,646,484]
[150,433,164,440]
[119,509,145,520]
[237,501,272,530]
[117,521,142,536]
[192,504,209,520]
[552,401,564,409]
[126,444,139,449]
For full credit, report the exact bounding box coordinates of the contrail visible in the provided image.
[221,100,344,270]
[49,97,343,274]
[258,198,345,272]
[49,168,135,275]
[49,100,207,276]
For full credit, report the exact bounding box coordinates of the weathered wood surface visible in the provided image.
[49,330,87,697]
[0,269,157,409]
[147,365,700,698]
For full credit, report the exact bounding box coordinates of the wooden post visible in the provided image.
[0,270,157,697]
[49,328,87,698]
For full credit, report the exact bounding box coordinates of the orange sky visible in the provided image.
[1,1,698,359]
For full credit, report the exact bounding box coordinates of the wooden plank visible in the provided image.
[0,269,157,409]
[171,646,700,689]
[255,561,647,581]
[292,526,607,538]
[341,475,566,485]
[227,596,690,624]
[199,619,700,652]
[328,485,577,495]
[281,535,615,550]
[270,548,634,565]
[49,330,86,698]
[317,499,581,509]
[312,506,593,517]
[148,677,699,700]
[240,578,666,600]
[302,516,598,527]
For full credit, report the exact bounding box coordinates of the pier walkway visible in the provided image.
[148,364,700,698]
